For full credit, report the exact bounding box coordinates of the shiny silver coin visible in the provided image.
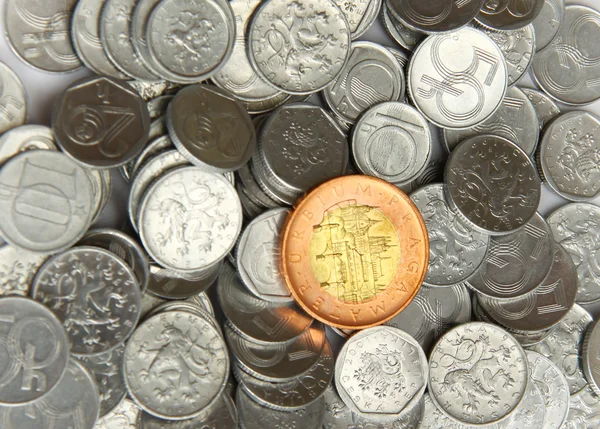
[352,389,424,429]
[235,340,334,410]
[407,27,508,130]
[91,169,112,225]
[497,382,545,429]
[248,0,351,95]
[186,291,214,315]
[324,41,405,124]
[52,76,151,168]
[71,0,129,79]
[532,5,600,106]
[445,135,541,235]
[525,351,569,429]
[4,0,81,73]
[563,385,600,428]
[144,301,221,337]
[352,102,431,186]
[428,322,529,426]
[236,163,280,209]
[410,184,488,286]
[146,95,172,120]
[74,343,127,418]
[147,116,167,143]
[238,185,265,218]
[166,85,256,173]
[532,0,565,52]
[79,228,150,294]
[335,326,428,418]
[385,283,471,354]
[386,46,409,71]
[138,167,242,273]
[420,392,471,429]
[333,0,381,39]
[443,86,540,155]
[93,398,141,429]
[217,262,313,344]
[130,0,163,76]
[140,292,168,319]
[237,387,325,429]
[99,0,159,81]
[146,0,236,83]
[127,80,182,101]
[0,245,49,296]
[32,246,142,356]
[528,304,592,394]
[130,134,175,180]
[584,320,600,396]
[476,0,545,31]
[147,263,220,299]
[0,125,56,167]
[547,203,600,304]
[0,61,26,134]
[387,0,485,33]
[381,4,425,52]
[539,111,600,201]
[0,297,69,405]
[124,310,229,420]
[225,321,325,382]
[522,87,561,129]
[236,208,292,302]
[85,168,106,225]
[0,150,94,253]
[240,92,293,115]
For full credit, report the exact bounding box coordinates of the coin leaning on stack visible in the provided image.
[1,0,600,427]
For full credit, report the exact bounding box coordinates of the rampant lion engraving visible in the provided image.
[558,128,600,182]
[353,345,405,399]
[167,11,216,63]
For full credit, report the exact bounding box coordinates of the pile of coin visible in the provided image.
[1,0,600,427]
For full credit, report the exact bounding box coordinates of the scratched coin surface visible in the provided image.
[335,326,428,417]
[522,87,561,129]
[445,135,541,235]
[410,184,489,286]
[476,0,545,31]
[0,125,56,167]
[31,246,142,356]
[532,0,565,51]
[386,0,486,33]
[547,203,600,304]
[123,310,229,420]
[0,61,26,134]
[93,398,141,429]
[539,111,600,201]
[248,0,351,95]
[429,322,529,425]
[407,27,508,130]
[532,5,600,105]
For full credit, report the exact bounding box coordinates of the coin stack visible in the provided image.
[1,0,600,427]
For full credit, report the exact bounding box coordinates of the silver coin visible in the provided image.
[521,87,561,129]
[532,0,565,52]
[532,5,600,106]
[4,0,81,73]
[407,27,508,130]
[124,310,229,420]
[140,292,168,319]
[248,0,351,95]
[528,304,592,394]
[186,291,214,315]
[79,228,150,294]
[86,168,105,225]
[240,91,293,115]
[525,351,569,429]
[497,382,545,429]
[547,203,600,304]
[75,343,127,418]
[236,208,292,302]
[563,385,600,428]
[385,283,471,354]
[443,86,540,155]
[333,0,381,39]
[71,0,129,79]
[32,246,142,355]
[217,262,313,344]
[236,387,325,429]
[444,135,541,235]
[166,85,256,173]
[238,185,265,218]
[420,392,470,429]
[236,163,280,209]
[93,398,141,429]
[139,167,242,273]
[130,135,175,180]
[0,125,55,167]
[146,262,220,299]
[127,80,182,102]
[52,76,151,168]
[0,245,49,296]
[0,297,69,405]
[429,322,529,425]
[539,111,600,202]
[386,46,409,71]
[0,150,94,253]
[410,184,488,286]
[381,4,426,52]
[476,0,545,31]
[146,95,172,121]
[387,0,486,33]
[146,117,167,144]
[0,61,26,134]
[129,0,163,76]
[324,41,405,124]
[335,326,428,418]
[99,0,159,81]
[584,321,600,396]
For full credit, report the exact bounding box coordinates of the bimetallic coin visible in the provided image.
[32,246,142,355]
[381,4,426,52]
[0,150,94,253]
[539,111,600,201]
[410,184,489,286]
[522,87,561,129]
[532,0,565,52]
[0,297,69,405]
[0,125,56,167]
[529,304,592,394]
[52,76,151,168]
[248,0,351,95]
[476,0,545,31]
[584,320,600,396]
[563,385,600,428]
[547,203,600,304]
[387,0,486,33]
[429,322,529,425]
[0,245,49,296]
[0,62,26,134]
[407,28,508,130]
[124,310,229,420]
[333,0,381,39]
[445,135,541,235]
[324,42,405,124]
[93,399,141,429]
